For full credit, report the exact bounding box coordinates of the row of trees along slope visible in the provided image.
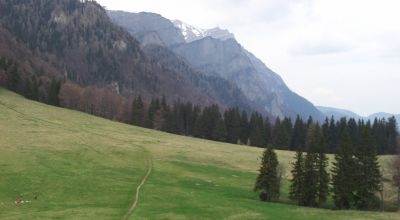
[131,96,398,155]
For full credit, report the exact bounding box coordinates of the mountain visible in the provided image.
[0,1,324,121]
[106,11,262,113]
[317,106,362,120]
[108,11,324,120]
[1,0,259,112]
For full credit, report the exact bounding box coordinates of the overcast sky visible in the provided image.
[97,0,400,116]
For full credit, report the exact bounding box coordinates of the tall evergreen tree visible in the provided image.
[255,146,280,201]
[263,117,272,147]
[289,147,305,204]
[224,108,241,144]
[0,57,6,69]
[327,117,339,153]
[145,98,160,129]
[372,118,387,154]
[347,118,359,147]
[193,109,206,138]
[387,116,398,154]
[161,95,168,111]
[239,110,249,144]
[212,117,227,142]
[332,130,356,209]
[31,76,39,101]
[316,134,330,205]
[48,79,61,106]
[249,112,265,147]
[273,117,292,149]
[131,96,144,126]
[301,124,320,207]
[353,126,382,210]
[7,65,20,92]
[290,115,306,151]
[23,78,33,99]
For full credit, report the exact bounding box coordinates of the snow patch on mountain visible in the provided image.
[173,20,234,43]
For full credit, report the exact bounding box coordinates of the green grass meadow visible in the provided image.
[0,89,399,219]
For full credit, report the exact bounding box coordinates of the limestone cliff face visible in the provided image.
[172,37,323,120]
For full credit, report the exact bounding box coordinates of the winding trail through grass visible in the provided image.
[123,159,153,220]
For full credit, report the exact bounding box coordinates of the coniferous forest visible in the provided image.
[131,96,398,155]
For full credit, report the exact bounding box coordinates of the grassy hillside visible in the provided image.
[0,88,398,220]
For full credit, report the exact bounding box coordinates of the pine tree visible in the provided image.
[302,146,318,206]
[372,118,387,154]
[48,79,61,106]
[224,108,241,144]
[316,134,330,205]
[239,110,249,144]
[161,95,168,111]
[193,110,206,138]
[301,124,321,207]
[7,65,20,92]
[131,96,144,126]
[290,115,306,151]
[23,78,33,99]
[289,147,305,204]
[348,118,359,148]
[327,117,339,153]
[353,126,382,210]
[249,112,265,147]
[145,98,160,129]
[272,117,281,147]
[0,57,6,69]
[387,116,398,154]
[332,130,356,209]
[31,76,39,101]
[212,117,227,142]
[255,146,280,201]
[264,117,272,146]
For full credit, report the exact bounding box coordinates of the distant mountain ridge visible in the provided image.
[108,10,325,120]
[317,106,400,129]
[317,106,362,120]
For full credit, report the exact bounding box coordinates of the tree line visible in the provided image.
[131,96,398,155]
[255,122,385,211]
[1,57,398,156]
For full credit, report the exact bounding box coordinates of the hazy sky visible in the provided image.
[97,0,400,116]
